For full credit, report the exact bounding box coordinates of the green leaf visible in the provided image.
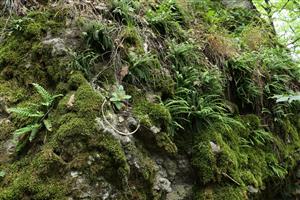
[32,83,52,103]
[123,95,132,100]
[0,170,5,178]
[110,97,119,102]
[29,126,40,142]
[7,108,44,118]
[43,119,52,132]
[115,102,123,110]
[52,94,64,99]
[14,124,41,137]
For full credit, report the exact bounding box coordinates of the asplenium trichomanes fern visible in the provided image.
[8,83,63,151]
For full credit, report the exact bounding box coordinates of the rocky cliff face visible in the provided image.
[0,0,299,199]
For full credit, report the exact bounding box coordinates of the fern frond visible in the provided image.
[14,124,41,137]
[29,125,41,142]
[8,107,44,118]
[32,83,52,105]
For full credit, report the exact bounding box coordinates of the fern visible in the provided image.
[9,83,62,152]
[32,83,52,104]
[7,107,43,118]
[14,124,41,137]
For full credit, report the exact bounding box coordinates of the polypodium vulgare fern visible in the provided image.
[8,83,63,152]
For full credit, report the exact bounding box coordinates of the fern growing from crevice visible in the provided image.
[8,83,63,152]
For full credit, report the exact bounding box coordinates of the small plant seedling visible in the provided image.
[110,85,131,110]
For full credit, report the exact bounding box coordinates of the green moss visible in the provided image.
[55,78,103,119]
[240,170,259,188]
[212,185,246,200]
[67,72,88,90]
[133,100,171,128]
[0,171,67,200]
[153,73,175,98]
[56,117,93,140]
[278,119,300,144]
[0,80,26,105]
[192,141,216,184]
[31,146,66,177]
[0,36,48,86]
[0,120,15,141]
[155,132,178,155]
[123,143,156,198]
[195,185,246,200]
[121,24,143,52]
[240,114,261,130]
[10,11,65,40]
[88,134,130,188]
[74,83,103,117]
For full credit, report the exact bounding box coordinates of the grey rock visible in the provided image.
[166,184,193,200]
[248,185,259,193]
[154,177,172,193]
[127,116,138,127]
[42,38,67,56]
[150,126,161,134]
[210,141,221,153]
[4,139,16,156]
[70,171,80,178]
[163,158,177,178]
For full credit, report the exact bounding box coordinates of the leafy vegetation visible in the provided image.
[8,83,62,152]
[0,0,299,199]
[110,85,131,110]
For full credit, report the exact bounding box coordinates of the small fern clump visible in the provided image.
[82,21,113,54]
[8,83,63,152]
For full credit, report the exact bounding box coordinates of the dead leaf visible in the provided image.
[67,94,75,108]
[120,65,129,80]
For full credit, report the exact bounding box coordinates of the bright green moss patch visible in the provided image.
[55,117,93,141]
[192,141,216,184]
[133,100,171,128]
[0,170,67,200]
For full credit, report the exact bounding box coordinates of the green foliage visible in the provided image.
[125,51,161,87]
[69,50,99,78]
[228,47,299,112]
[82,21,113,53]
[133,99,172,129]
[110,0,140,24]
[253,0,300,57]
[274,94,300,103]
[146,0,186,37]
[110,85,132,110]
[0,170,5,178]
[8,83,62,152]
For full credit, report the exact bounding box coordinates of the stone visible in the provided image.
[150,126,161,134]
[154,177,172,193]
[210,141,221,153]
[248,185,259,193]
[42,38,67,56]
[166,184,193,200]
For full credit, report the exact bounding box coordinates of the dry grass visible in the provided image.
[204,34,239,66]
